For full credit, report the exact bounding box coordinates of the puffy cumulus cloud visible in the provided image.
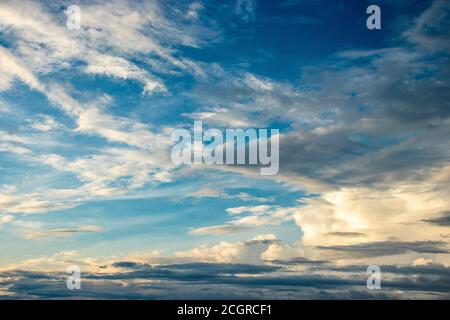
[174,240,272,264]
[200,166,450,265]
[174,235,301,264]
[261,242,304,262]
[294,165,450,248]
[235,234,304,262]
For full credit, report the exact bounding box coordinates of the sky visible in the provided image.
[0,0,450,299]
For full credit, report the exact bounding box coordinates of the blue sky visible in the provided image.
[0,0,450,299]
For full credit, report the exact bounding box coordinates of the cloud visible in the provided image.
[182,4,450,191]
[0,0,204,214]
[226,205,273,215]
[28,115,62,132]
[317,241,449,258]
[0,214,14,227]
[292,168,450,250]
[3,260,450,299]
[175,234,307,265]
[1,231,449,299]
[0,191,79,214]
[422,212,450,226]
[190,224,252,236]
[84,54,166,94]
[186,2,204,20]
[235,0,256,21]
[187,188,274,202]
[404,0,450,51]
[19,225,104,239]
[0,46,43,91]
[225,205,295,226]
[0,0,208,92]
[174,236,283,264]
[1,0,450,300]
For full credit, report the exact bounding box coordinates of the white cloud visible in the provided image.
[261,242,304,261]
[0,46,43,91]
[176,234,306,264]
[186,2,204,20]
[0,214,14,227]
[84,54,166,94]
[190,224,251,236]
[175,237,278,264]
[188,188,274,202]
[29,115,62,132]
[225,205,294,226]
[0,0,211,101]
[226,205,272,215]
[251,233,277,241]
[19,225,104,239]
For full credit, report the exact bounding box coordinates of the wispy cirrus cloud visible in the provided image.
[19,225,104,240]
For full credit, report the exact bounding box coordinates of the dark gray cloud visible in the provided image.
[187,1,450,189]
[317,241,449,258]
[277,50,450,186]
[112,261,281,276]
[267,257,329,265]
[2,261,450,299]
[423,212,450,226]
[321,263,450,277]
